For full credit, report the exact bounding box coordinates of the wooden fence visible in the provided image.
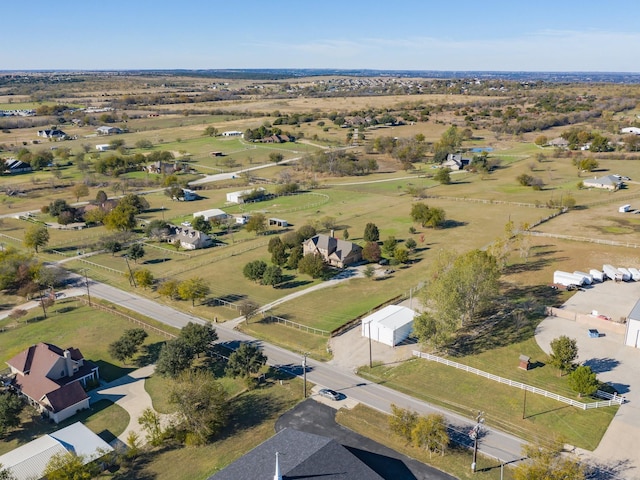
[76,296,176,339]
[412,351,625,409]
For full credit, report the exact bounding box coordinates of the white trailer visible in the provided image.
[553,271,584,287]
[619,204,631,213]
[589,269,605,282]
[603,264,623,281]
[573,271,593,285]
[628,268,640,281]
[618,267,632,281]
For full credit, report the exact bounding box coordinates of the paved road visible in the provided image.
[85,278,526,465]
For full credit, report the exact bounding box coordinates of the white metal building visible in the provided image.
[625,299,640,348]
[361,305,416,347]
[226,187,265,204]
[193,208,227,222]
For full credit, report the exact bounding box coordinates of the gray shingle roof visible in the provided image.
[209,428,384,480]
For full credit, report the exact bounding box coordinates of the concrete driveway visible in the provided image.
[276,399,456,480]
[89,364,159,446]
[535,281,640,479]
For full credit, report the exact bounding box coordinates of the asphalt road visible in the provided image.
[86,277,526,465]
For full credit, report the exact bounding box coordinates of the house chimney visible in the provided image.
[330,229,335,238]
[63,350,74,377]
[274,452,282,480]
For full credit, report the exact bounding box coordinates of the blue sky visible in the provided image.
[3,0,638,72]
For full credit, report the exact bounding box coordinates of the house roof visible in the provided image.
[629,299,640,321]
[209,428,383,480]
[0,422,113,480]
[7,343,93,413]
[307,234,362,262]
[361,305,416,330]
[584,175,621,186]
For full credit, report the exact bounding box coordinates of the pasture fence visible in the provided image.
[262,314,330,337]
[524,231,640,249]
[76,296,176,339]
[412,350,625,409]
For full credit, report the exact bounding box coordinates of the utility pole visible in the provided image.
[124,255,137,287]
[470,411,485,473]
[302,353,308,398]
[82,268,91,306]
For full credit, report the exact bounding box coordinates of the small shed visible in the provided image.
[361,305,416,347]
[625,299,640,348]
[269,217,288,228]
[518,355,531,370]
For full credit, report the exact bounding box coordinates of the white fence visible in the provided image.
[412,351,626,410]
[525,231,640,249]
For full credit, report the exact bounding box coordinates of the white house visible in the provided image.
[193,208,227,222]
[442,153,471,171]
[0,422,113,480]
[361,305,416,347]
[226,187,266,204]
[625,299,640,348]
[583,175,622,191]
[222,130,243,137]
[172,227,214,250]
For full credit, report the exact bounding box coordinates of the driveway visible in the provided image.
[535,281,640,479]
[276,398,456,480]
[89,364,159,446]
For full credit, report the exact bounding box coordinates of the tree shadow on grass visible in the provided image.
[502,255,565,275]
[218,390,287,440]
[135,341,165,367]
[586,457,636,480]
[277,278,312,289]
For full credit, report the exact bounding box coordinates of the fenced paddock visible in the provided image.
[413,351,625,410]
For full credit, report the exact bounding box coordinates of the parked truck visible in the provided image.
[628,267,640,281]
[603,264,624,281]
[589,269,605,282]
[553,271,585,287]
[573,271,593,285]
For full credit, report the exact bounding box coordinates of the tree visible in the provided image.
[534,135,548,146]
[178,277,210,306]
[513,440,585,480]
[225,343,267,385]
[245,213,267,235]
[243,260,268,283]
[287,245,303,269]
[549,336,578,376]
[405,238,417,251]
[103,239,122,255]
[0,465,15,480]
[169,370,228,445]
[179,321,218,357]
[262,265,283,287]
[362,241,382,263]
[363,223,380,242]
[43,452,98,480]
[410,203,446,228]
[133,268,154,289]
[363,264,376,279]
[109,328,148,364]
[568,365,598,397]
[418,250,500,346]
[157,279,179,299]
[411,413,449,458]
[267,236,284,254]
[389,404,417,443]
[23,224,49,253]
[343,229,349,240]
[296,224,317,242]
[434,167,452,184]
[382,236,398,255]
[269,152,284,164]
[192,215,212,234]
[298,253,325,278]
[203,126,218,137]
[71,183,89,202]
[155,338,194,378]
[239,300,260,324]
[104,203,137,231]
[394,246,409,264]
[127,243,145,263]
[270,242,288,266]
[138,407,164,446]
[0,392,24,437]
[95,190,108,204]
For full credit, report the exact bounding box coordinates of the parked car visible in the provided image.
[318,388,341,401]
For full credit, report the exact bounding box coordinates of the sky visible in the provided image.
[3,0,639,72]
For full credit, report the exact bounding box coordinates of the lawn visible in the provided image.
[0,298,170,382]
[337,404,515,480]
[0,399,129,456]
[119,374,304,480]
